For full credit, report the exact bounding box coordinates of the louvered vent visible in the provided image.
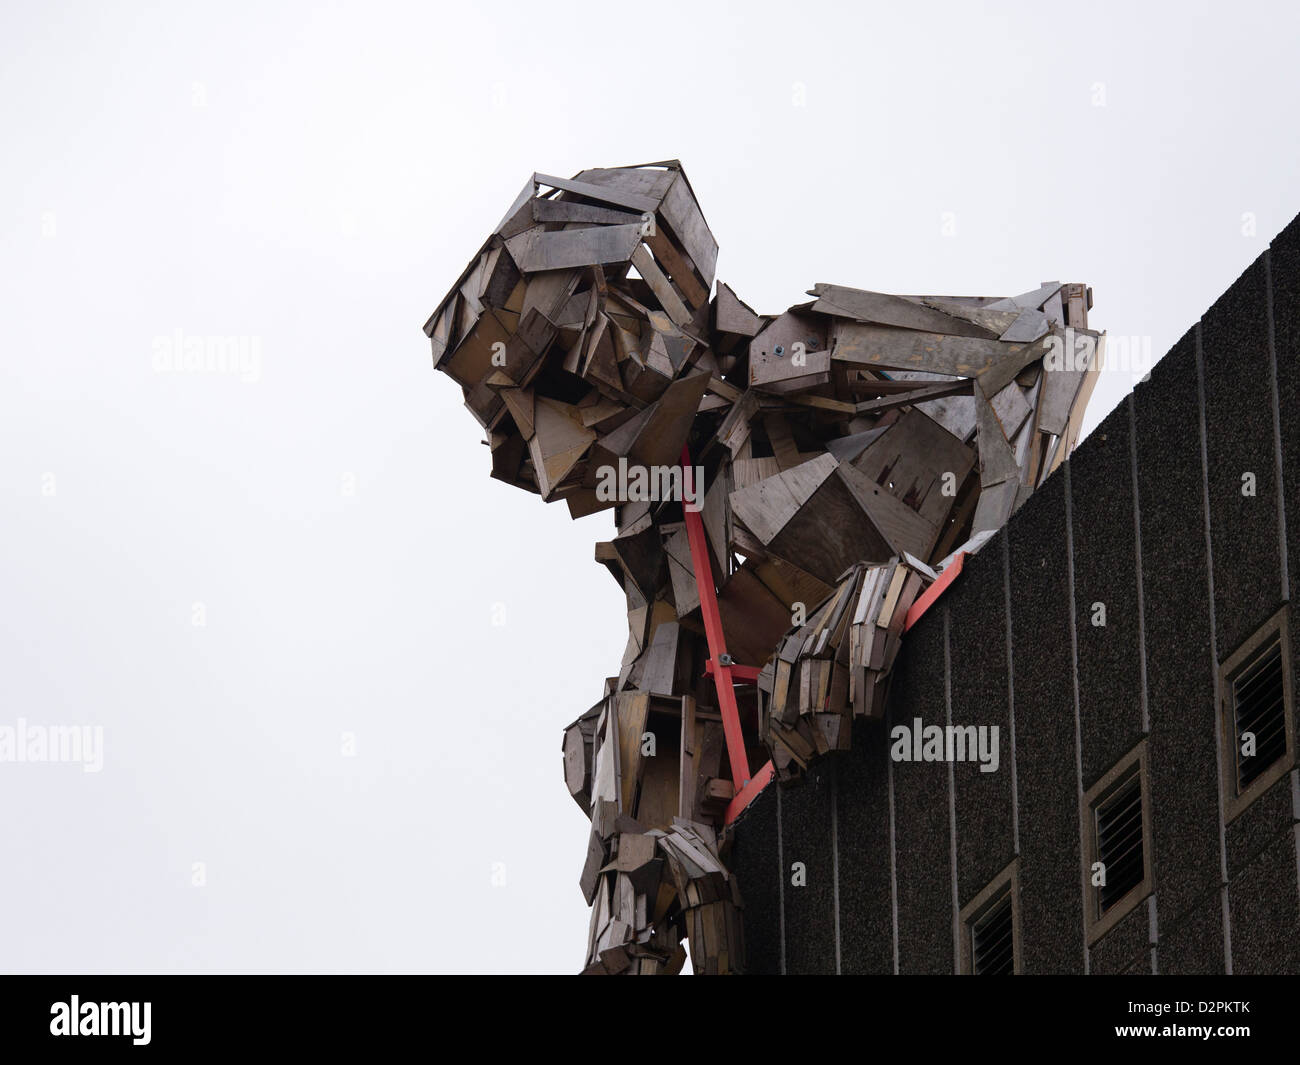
[1096,774,1143,913]
[1232,637,1286,790]
[971,891,1014,975]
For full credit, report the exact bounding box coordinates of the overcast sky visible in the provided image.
[2,0,1298,974]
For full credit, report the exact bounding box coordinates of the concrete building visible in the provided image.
[730,214,1300,975]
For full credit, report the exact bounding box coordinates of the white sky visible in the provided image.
[2,0,1297,973]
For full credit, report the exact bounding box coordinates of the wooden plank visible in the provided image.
[520,268,582,323]
[974,386,1019,488]
[733,455,782,489]
[1036,344,1095,436]
[998,307,1049,342]
[853,379,970,414]
[1053,335,1106,471]
[533,198,642,226]
[728,453,837,545]
[763,413,802,470]
[837,460,941,560]
[714,282,763,336]
[660,170,718,284]
[534,172,659,213]
[630,244,693,327]
[499,386,536,439]
[749,311,829,388]
[989,379,1032,439]
[877,564,909,629]
[781,392,856,414]
[616,693,651,816]
[851,408,975,528]
[506,223,644,272]
[645,226,710,310]
[832,320,1024,377]
[527,396,596,498]
[573,165,677,204]
[808,284,998,338]
[678,695,698,820]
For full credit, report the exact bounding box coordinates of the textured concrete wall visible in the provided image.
[727,217,1300,974]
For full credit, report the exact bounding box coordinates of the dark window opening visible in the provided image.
[1231,637,1286,791]
[971,890,1014,975]
[1096,773,1144,914]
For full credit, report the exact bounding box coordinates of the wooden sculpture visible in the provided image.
[424,161,1102,974]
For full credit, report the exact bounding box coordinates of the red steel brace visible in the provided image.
[904,551,966,631]
[680,445,753,798]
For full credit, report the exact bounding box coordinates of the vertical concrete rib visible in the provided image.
[1001,533,1021,856]
[887,720,900,975]
[1195,322,1234,974]
[1264,250,1291,602]
[1148,895,1159,975]
[1064,460,1091,973]
[1128,393,1152,734]
[830,760,841,975]
[776,784,786,975]
[944,606,960,972]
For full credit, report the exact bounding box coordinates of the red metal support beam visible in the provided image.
[704,660,761,683]
[724,759,774,825]
[680,445,752,793]
[904,551,966,631]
